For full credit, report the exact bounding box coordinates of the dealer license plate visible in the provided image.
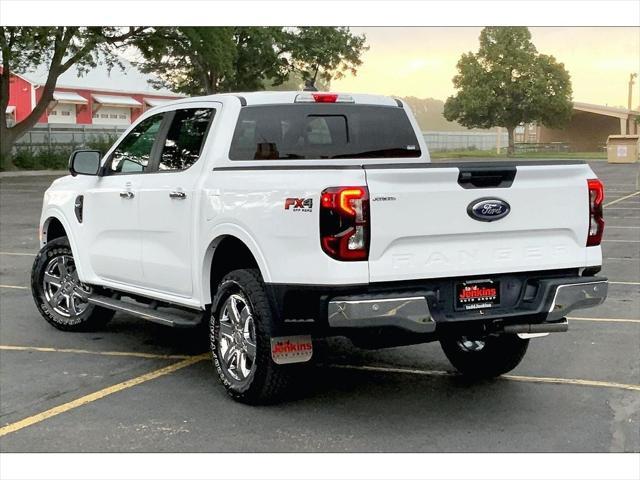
[455,280,500,311]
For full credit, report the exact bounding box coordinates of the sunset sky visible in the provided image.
[331,27,640,108]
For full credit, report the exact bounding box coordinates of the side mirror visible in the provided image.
[69,150,101,176]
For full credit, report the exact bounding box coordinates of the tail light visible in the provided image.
[587,178,604,246]
[320,186,370,261]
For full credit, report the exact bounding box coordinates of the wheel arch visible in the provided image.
[42,216,68,245]
[40,211,86,280]
[200,227,271,305]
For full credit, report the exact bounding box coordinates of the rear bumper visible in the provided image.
[325,276,608,335]
[546,281,608,321]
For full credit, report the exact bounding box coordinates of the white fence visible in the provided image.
[423,131,508,152]
[14,124,507,154]
[13,124,127,152]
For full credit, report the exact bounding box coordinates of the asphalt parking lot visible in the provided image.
[0,160,638,453]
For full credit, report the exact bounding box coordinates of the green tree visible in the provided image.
[286,27,368,88]
[134,27,237,95]
[134,27,367,96]
[444,27,573,155]
[0,27,145,170]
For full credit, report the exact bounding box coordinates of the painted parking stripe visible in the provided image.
[0,345,192,360]
[0,285,28,290]
[604,191,640,207]
[606,226,640,229]
[329,364,640,393]
[568,316,640,324]
[607,281,640,285]
[0,354,209,438]
[0,252,35,256]
[602,239,640,243]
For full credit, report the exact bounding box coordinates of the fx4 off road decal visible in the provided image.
[270,335,313,364]
[284,197,313,212]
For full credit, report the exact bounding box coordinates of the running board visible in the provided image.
[87,295,202,328]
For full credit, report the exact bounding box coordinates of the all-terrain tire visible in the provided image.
[439,333,529,378]
[31,236,113,331]
[210,268,301,404]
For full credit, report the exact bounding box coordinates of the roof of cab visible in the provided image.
[167,91,400,107]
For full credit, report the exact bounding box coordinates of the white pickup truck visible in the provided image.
[31,91,608,403]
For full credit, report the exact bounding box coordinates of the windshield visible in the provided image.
[228,104,421,160]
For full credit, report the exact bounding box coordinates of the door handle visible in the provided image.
[169,191,187,199]
[119,191,135,199]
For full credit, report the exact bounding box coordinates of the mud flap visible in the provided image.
[270,335,313,364]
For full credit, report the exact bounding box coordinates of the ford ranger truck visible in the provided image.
[31,91,608,403]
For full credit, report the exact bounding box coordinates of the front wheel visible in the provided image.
[210,268,298,404]
[439,333,529,378]
[31,236,113,331]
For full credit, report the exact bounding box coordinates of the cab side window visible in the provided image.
[158,108,214,171]
[108,113,165,174]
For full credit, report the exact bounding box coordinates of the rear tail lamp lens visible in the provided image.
[320,186,370,261]
[587,178,604,247]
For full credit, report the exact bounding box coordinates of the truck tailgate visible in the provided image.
[364,162,594,283]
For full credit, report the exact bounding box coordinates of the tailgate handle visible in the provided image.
[457,167,516,189]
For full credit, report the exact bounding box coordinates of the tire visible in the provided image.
[439,333,529,379]
[210,268,297,404]
[31,236,113,331]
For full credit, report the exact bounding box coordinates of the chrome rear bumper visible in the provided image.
[546,281,608,321]
[328,295,436,333]
[327,279,608,335]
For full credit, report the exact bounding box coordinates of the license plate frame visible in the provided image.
[455,279,500,311]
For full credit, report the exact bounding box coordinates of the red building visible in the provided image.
[4,57,182,127]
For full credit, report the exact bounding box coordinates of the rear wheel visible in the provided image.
[210,268,297,404]
[439,333,529,378]
[31,236,113,331]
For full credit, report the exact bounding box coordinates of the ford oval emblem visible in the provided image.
[467,198,511,222]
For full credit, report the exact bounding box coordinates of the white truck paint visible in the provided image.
[33,91,609,401]
[40,92,603,307]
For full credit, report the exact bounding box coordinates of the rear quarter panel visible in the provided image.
[200,167,369,286]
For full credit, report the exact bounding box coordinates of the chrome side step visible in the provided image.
[87,295,202,328]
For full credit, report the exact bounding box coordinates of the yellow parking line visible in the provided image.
[568,316,640,324]
[330,364,640,393]
[501,374,640,392]
[0,284,28,290]
[604,191,640,207]
[0,354,209,438]
[0,345,192,360]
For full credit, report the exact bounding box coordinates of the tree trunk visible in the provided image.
[0,67,60,170]
[506,126,515,157]
[0,124,18,170]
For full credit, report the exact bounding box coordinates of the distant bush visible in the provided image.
[12,148,70,170]
[10,133,119,171]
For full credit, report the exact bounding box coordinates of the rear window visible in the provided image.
[228,104,421,160]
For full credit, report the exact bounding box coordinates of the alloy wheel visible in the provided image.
[217,293,258,383]
[42,254,90,317]
[457,336,486,352]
